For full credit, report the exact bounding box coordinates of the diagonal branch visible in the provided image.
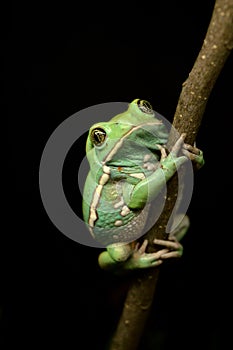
[109,1,233,349]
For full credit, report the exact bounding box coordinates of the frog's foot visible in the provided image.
[153,236,183,259]
[124,240,169,270]
[182,143,205,169]
[158,133,187,162]
[159,133,188,174]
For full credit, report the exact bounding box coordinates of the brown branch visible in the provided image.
[109,1,233,349]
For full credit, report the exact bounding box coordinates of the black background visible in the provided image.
[4,1,232,349]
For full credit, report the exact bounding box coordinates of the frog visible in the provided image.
[82,99,204,271]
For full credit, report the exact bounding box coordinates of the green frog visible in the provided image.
[82,99,204,271]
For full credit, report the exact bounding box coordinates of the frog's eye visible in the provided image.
[90,127,107,146]
[137,99,154,114]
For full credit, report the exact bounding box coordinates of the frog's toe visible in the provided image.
[159,249,183,259]
[182,144,204,169]
[134,239,148,254]
[153,238,183,259]
[170,133,186,156]
[183,143,201,155]
[135,249,168,268]
[157,144,167,160]
[153,238,181,250]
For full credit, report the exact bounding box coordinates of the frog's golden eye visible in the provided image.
[91,127,107,146]
[137,99,154,114]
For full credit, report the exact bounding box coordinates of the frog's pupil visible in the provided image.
[92,128,106,146]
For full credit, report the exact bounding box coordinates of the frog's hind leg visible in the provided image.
[169,214,190,242]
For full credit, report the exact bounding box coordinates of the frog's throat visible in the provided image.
[88,121,162,237]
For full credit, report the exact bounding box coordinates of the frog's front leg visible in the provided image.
[127,134,188,209]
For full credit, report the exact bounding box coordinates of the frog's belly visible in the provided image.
[91,205,150,246]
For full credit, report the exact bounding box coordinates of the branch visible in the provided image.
[109,1,233,349]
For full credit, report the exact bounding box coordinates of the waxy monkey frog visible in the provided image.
[82,99,204,271]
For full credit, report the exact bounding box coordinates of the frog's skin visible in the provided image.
[82,99,204,271]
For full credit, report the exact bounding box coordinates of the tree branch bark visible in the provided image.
[109,1,233,349]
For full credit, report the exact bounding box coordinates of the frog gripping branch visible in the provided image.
[83,99,204,271]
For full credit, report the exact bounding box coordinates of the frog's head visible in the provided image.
[86,99,168,168]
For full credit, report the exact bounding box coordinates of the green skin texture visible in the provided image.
[82,99,204,271]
